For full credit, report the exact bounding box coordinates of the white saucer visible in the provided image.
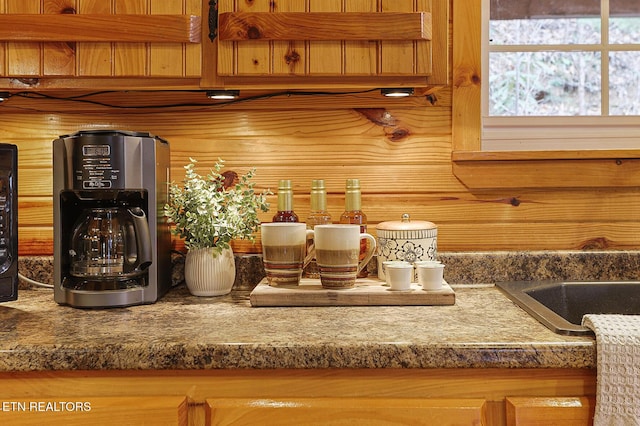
[386,287,414,292]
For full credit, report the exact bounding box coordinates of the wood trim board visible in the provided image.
[0,15,201,43]
[218,12,431,41]
[250,278,455,307]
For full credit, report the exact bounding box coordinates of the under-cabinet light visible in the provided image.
[381,88,414,98]
[206,90,240,100]
[0,92,11,102]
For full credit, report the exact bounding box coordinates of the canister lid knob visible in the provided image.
[376,214,436,231]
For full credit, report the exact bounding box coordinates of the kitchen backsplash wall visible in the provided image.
[1,0,638,255]
[2,87,639,256]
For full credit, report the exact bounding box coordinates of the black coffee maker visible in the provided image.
[53,130,171,308]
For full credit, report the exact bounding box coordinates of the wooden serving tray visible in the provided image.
[249,277,455,307]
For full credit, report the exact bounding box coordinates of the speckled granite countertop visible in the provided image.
[0,283,595,372]
[4,250,637,373]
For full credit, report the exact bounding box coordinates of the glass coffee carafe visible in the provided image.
[69,207,152,285]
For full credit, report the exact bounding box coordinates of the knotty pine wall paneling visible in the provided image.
[3,88,640,255]
[2,0,639,255]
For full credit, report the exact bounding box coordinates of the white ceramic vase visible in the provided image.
[184,247,236,296]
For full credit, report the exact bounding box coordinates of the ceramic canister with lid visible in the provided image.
[375,213,437,280]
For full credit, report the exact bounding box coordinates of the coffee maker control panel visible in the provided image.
[0,144,17,303]
[72,132,127,191]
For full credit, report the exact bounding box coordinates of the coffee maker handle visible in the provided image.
[129,207,153,271]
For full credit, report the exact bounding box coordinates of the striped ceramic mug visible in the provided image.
[314,224,376,289]
[261,223,315,286]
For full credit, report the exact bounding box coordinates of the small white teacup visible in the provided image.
[384,261,413,291]
[415,260,445,291]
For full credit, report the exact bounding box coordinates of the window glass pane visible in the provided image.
[610,1,640,44]
[610,51,640,115]
[610,18,640,44]
[489,52,601,116]
[490,18,600,45]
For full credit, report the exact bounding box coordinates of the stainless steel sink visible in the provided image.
[496,280,640,335]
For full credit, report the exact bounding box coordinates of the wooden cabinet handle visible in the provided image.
[218,12,431,41]
[0,15,201,43]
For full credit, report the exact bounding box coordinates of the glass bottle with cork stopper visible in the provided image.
[272,179,299,222]
[305,179,332,279]
[306,179,332,229]
[339,178,369,278]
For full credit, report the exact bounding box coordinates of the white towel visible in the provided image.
[582,314,640,426]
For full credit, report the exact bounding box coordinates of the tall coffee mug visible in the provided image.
[261,223,315,286]
[314,224,376,289]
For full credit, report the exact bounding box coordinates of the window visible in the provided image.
[482,0,640,151]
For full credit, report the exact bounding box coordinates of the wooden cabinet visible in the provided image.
[0,0,202,90]
[506,397,595,426]
[0,368,596,426]
[203,0,449,90]
[0,0,448,91]
[0,396,188,426]
[206,397,484,425]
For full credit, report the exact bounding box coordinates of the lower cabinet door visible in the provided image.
[0,396,188,426]
[206,397,485,425]
[506,397,595,426]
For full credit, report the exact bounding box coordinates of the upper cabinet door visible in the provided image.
[205,0,449,89]
[0,0,202,90]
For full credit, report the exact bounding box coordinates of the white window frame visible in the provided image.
[481,0,640,151]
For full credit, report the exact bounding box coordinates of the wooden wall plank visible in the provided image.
[308,0,342,75]
[0,114,452,165]
[149,0,183,76]
[18,220,640,255]
[416,0,434,77]
[343,0,377,75]
[452,0,481,151]
[114,0,148,77]
[77,0,112,76]
[235,0,271,76]
[6,0,41,77]
[0,0,4,76]
[438,222,640,251]
[18,227,53,255]
[380,0,415,75]
[43,0,77,76]
[271,0,306,76]
[19,190,640,228]
[428,0,448,83]
[216,0,236,76]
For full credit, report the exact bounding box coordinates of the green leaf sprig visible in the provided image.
[164,158,271,255]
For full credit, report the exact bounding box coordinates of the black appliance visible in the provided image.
[53,130,171,308]
[0,144,17,303]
